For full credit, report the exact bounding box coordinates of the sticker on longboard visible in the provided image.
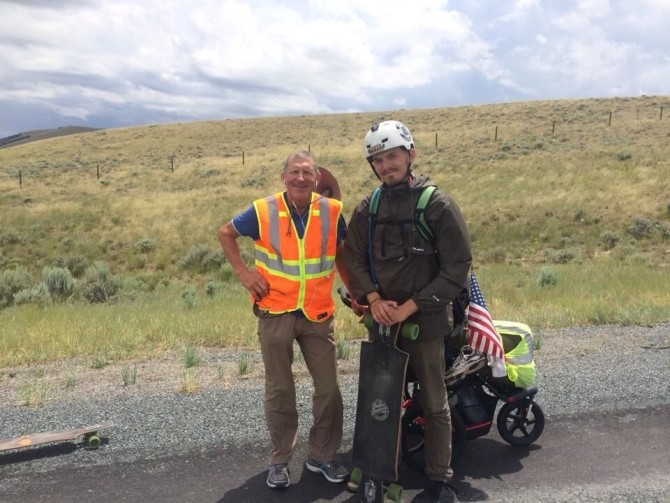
[371,399,390,421]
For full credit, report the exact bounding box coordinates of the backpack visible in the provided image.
[366,185,437,288]
[368,185,437,242]
[367,185,470,338]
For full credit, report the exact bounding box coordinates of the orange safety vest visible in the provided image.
[253,192,342,321]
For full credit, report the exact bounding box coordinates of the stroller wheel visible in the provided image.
[496,398,545,446]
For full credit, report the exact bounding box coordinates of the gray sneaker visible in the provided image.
[305,458,348,483]
[266,463,290,488]
[445,346,487,385]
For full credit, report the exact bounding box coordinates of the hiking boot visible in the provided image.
[429,480,459,502]
[266,463,290,488]
[445,346,486,385]
[305,458,349,483]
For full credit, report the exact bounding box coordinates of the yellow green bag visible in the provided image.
[494,321,536,388]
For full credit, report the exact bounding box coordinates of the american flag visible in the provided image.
[467,273,505,360]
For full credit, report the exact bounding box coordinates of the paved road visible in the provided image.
[1,404,668,502]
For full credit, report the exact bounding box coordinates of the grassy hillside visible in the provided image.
[0,95,669,365]
[2,96,668,273]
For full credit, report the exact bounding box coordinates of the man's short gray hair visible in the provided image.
[283,150,318,172]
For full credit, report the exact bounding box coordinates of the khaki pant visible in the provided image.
[400,336,453,482]
[258,312,343,465]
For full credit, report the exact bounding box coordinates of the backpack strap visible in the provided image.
[369,187,382,219]
[367,187,382,288]
[415,185,437,242]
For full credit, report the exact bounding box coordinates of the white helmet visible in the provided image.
[363,120,414,161]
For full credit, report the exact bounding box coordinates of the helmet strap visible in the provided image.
[368,160,382,182]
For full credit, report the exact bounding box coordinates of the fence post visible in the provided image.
[242,151,245,165]
[170,156,174,172]
[661,106,664,121]
[97,164,100,179]
[308,144,311,153]
[552,121,556,134]
[19,169,22,188]
[435,133,438,148]
[608,112,612,126]
[494,126,498,141]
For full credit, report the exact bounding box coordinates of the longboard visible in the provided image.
[349,316,418,502]
[0,420,114,452]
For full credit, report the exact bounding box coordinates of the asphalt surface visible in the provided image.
[2,324,669,502]
[1,404,668,502]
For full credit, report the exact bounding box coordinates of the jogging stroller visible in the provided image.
[400,302,545,471]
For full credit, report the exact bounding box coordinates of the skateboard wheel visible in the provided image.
[347,467,362,492]
[86,435,101,449]
[387,482,403,502]
[401,322,419,340]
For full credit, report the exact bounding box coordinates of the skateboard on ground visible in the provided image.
[0,420,114,453]
[348,314,419,503]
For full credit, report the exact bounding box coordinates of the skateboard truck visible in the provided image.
[348,467,403,503]
[363,314,419,341]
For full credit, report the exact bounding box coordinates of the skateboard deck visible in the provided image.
[0,420,114,452]
[350,317,416,502]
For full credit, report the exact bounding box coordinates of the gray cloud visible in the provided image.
[0,0,667,138]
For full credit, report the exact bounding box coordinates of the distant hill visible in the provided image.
[0,126,100,149]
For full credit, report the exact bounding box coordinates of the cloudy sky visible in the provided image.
[0,0,668,138]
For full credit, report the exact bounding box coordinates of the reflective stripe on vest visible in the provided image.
[253,192,341,321]
[494,321,534,365]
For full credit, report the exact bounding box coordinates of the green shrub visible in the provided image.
[53,256,88,277]
[217,263,236,283]
[656,222,670,239]
[0,267,32,307]
[336,338,351,360]
[134,237,157,254]
[14,282,52,308]
[627,219,669,240]
[481,247,506,264]
[537,266,557,287]
[545,248,580,264]
[79,261,119,303]
[91,356,108,369]
[600,231,620,250]
[183,345,201,368]
[42,266,76,300]
[205,280,223,297]
[122,364,137,386]
[237,352,252,375]
[181,288,196,309]
[627,218,653,239]
[178,244,226,273]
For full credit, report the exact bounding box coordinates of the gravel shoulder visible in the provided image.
[1,323,669,501]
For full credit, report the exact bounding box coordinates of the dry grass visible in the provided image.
[0,96,669,367]
[1,96,668,277]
